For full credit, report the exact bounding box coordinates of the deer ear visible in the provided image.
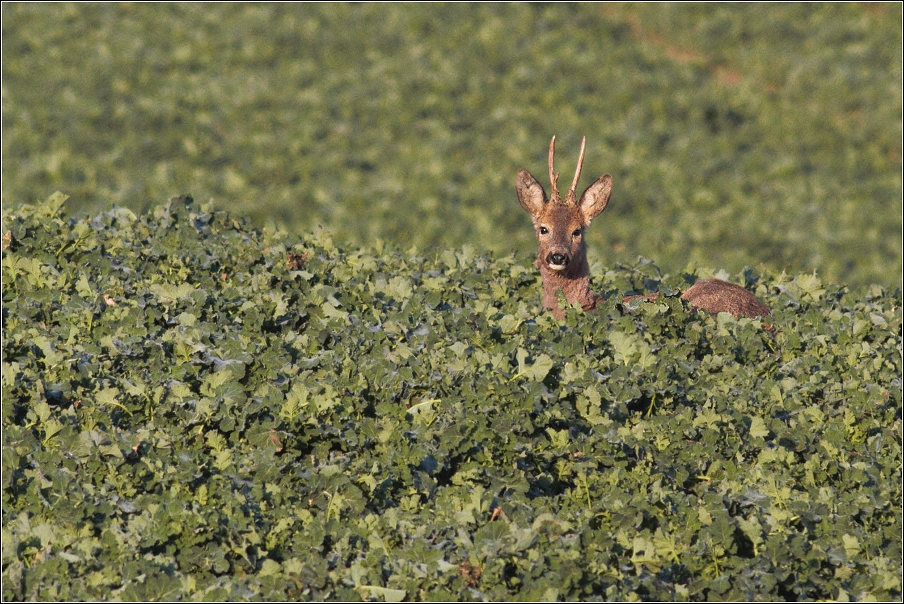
[578,174,612,224]
[516,169,547,216]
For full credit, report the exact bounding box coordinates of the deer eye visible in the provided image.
[572,229,582,238]
[538,226,549,235]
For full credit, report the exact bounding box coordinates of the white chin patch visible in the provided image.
[547,262,567,271]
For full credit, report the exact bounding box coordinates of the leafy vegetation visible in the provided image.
[3,4,902,600]
[2,195,901,600]
[2,4,901,288]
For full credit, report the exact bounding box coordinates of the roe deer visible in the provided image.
[517,136,770,320]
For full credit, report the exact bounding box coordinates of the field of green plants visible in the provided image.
[2,3,902,602]
[2,3,902,287]
[3,194,900,600]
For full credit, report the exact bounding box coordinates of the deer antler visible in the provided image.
[548,136,559,200]
[566,136,586,203]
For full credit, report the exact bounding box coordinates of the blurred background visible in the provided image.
[3,4,901,287]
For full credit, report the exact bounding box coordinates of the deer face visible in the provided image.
[517,137,612,276]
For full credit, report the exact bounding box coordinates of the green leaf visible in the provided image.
[841,534,860,559]
[609,331,654,368]
[356,586,407,602]
[511,350,554,381]
[149,282,195,302]
[749,416,770,438]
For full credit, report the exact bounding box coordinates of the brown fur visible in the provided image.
[517,137,770,320]
[680,279,770,318]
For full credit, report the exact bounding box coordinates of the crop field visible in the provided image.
[2,3,902,602]
[3,3,902,288]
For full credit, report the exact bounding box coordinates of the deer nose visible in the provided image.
[547,252,569,267]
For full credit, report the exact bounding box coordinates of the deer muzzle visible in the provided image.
[545,251,570,270]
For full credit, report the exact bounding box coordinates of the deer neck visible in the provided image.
[537,256,596,319]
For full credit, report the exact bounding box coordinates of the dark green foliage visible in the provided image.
[3,196,901,600]
[2,4,901,288]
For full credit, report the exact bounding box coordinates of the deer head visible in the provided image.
[517,136,613,317]
[517,137,612,279]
